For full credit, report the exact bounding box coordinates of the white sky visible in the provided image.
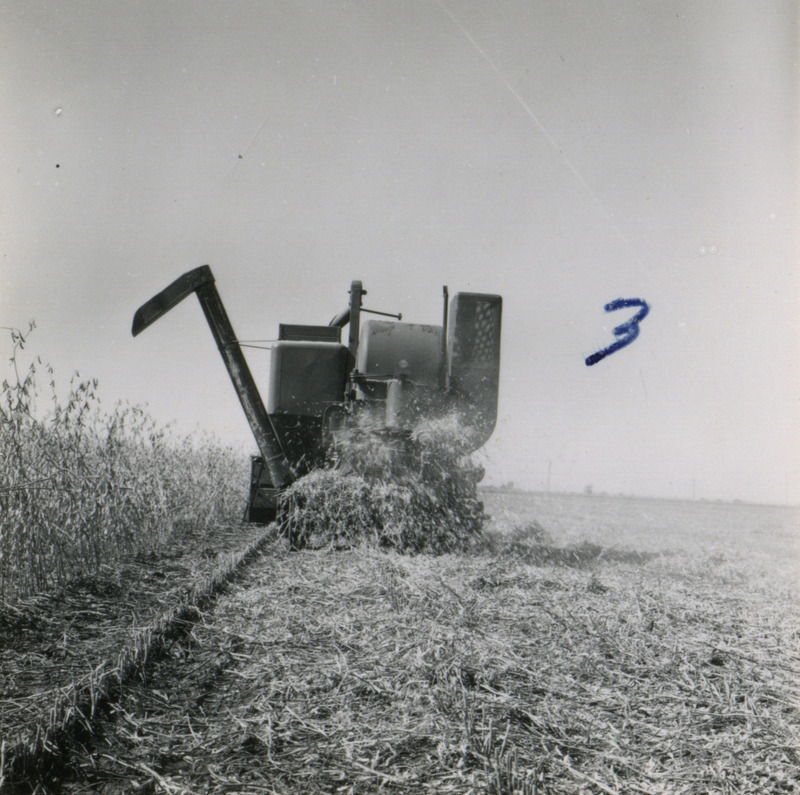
[2,0,798,504]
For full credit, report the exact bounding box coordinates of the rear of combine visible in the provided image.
[133,267,501,549]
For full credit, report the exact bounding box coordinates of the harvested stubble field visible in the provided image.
[2,491,798,794]
[0,521,269,767]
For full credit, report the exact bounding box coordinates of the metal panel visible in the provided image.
[356,320,443,385]
[448,293,502,444]
[268,341,349,416]
[279,324,342,342]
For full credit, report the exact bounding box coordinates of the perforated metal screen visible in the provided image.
[447,292,502,444]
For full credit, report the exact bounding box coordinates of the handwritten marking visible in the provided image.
[585,298,650,366]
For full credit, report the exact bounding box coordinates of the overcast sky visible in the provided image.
[2,1,797,504]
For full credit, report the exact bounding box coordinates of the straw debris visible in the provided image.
[0,522,280,784]
[30,507,800,795]
[279,414,486,553]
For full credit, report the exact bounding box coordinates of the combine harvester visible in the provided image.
[133,266,501,550]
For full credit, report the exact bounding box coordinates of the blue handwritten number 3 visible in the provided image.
[585,298,650,366]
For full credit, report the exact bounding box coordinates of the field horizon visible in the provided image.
[482,484,800,511]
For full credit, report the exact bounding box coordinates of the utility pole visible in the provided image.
[547,460,552,493]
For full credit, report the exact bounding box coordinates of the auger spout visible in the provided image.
[132,265,295,489]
